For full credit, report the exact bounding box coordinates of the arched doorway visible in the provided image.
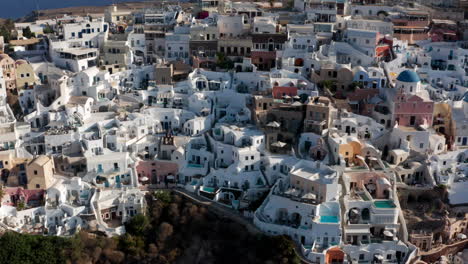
[382,145,389,159]
[294,58,304,67]
[361,208,370,221]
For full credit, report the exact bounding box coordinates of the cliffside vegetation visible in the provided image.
[0,191,300,264]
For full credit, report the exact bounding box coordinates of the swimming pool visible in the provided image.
[202,186,215,193]
[320,215,339,223]
[374,200,396,208]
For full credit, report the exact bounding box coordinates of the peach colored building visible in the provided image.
[136,159,178,184]
[347,171,392,199]
[325,247,345,264]
[272,86,298,99]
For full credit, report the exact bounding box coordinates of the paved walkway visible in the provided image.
[151,187,312,263]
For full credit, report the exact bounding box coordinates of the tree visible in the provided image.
[0,20,14,43]
[17,201,25,211]
[43,24,54,34]
[22,26,35,39]
[148,243,158,256]
[0,188,4,207]
[0,28,9,42]
[348,81,361,92]
[153,190,172,204]
[320,80,337,93]
[216,52,234,70]
[125,214,149,237]
[156,222,173,243]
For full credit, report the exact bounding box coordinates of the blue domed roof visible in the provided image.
[396,70,420,83]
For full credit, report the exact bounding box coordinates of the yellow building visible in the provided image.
[0,150,15,172]
[433,102,456,149]
[339,140,363,166]
[15,60,37,90]
[26,155,55,190]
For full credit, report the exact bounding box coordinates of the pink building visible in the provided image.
[272,86,298,99]
[393,93,434,127]
[1,187,44,207]
[391,70,434,127]
[136,160,178,184]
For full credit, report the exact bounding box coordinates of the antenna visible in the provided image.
[34,0,40,21]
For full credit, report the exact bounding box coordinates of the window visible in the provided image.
[251,156,254,160]
[420,143,424,148]
[359,254,364,260]
[36,184,40,188]
[245,166,248,171]
[34,170,38,175]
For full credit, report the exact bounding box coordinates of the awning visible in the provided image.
[267,121,281,128]
[301,192,316,199]
[346,227,370,234]
[271,141,287,147]
[383,230,394,237]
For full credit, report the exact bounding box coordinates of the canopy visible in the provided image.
[383,230,394,237]
[271,141,287,147]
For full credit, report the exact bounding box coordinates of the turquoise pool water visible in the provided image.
[320,215,339,223]
[202,186,215,193]
[374,200,396,208]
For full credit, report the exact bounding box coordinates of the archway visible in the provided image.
[294,58,304,67]
[361,208,370,221]
[382,145,389,159]
[290,212,302,227]
[276,208,288,223]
